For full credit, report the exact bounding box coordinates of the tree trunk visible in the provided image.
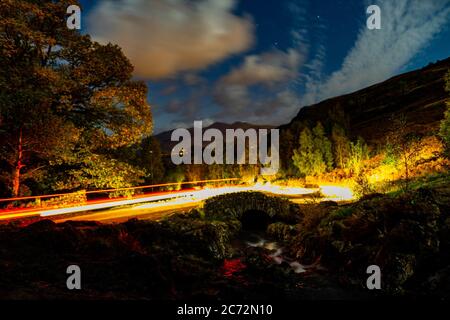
[12,128,25,197]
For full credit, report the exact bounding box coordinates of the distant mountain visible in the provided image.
[156,58,450,155]
[281,57,450,145]
[154,121,276,153]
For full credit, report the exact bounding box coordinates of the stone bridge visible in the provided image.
[203,191,300,229]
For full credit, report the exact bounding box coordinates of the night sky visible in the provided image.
[79,0,450,133]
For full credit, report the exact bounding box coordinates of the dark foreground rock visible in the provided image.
[0,193,364,300]
[1,187,449,300]
[288,186,450,298]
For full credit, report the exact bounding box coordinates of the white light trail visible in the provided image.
[1,183,354,221]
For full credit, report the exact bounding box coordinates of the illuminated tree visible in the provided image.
[313,122,334,171]
[51,154,146,196]
[387,115,423,185]
[346,137,370,175]
[292,122,332,177]
[293,127,316,177]
[331,124,351,169]
[184,164,204,182]
[0,0,152,195]
[439,71,450,158]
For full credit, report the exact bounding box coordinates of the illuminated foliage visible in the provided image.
[292,122,333,177]
[331,124,351,169]
[439,70,450,158]
[0,0,152,195]
[313,122,334,171]
[52,154,145,197]
[386,115,424,186]
[352,170,374,198]
[346,137,370,175]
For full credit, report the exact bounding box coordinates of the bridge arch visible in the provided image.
[240,209,272,231]
[202,191,299,224]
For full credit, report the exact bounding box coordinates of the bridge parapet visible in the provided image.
[203,191,301,224]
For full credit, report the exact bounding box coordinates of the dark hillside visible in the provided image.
[283,58,450,145]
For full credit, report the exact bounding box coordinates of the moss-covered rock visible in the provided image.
[288,186,449,295]
[267,222,295,242]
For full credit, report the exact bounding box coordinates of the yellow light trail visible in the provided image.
[0,182,354,222]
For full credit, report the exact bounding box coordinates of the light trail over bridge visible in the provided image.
[0,179,353,223]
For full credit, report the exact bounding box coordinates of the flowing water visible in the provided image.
[243,233,311,273]
[225,230,319,279]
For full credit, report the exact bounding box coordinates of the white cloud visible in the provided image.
[219,49,304,86]
[87,0,254,79]
[302,0,450,105]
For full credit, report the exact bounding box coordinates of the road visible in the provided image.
[0,183,353,223]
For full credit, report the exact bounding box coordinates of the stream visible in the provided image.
[244,234,310,273]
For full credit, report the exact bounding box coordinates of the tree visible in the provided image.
[293,127,316,177]
[347,137,370,175]
[292,123,332,177]
[387,115,423,185]
[184,164,204,182]
[205,164,224,180]
[0,111,79,196]
[140,137,165,184]
[279,128,297,176]
[51,154,146,196]
[439,70,450,158]
[0,1,152,196]
[312,122,333,171]
[331,124,351,169]
[164,166,185,190]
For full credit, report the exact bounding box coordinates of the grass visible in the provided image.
[329,207,354,219]
[386,172,450,198]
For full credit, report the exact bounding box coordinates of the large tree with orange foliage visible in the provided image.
[0,0,152,196]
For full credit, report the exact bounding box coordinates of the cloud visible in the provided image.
[160,85,178,96]
[212,48,304,123]
[165,87,207,117]
[87,0,254,79]
[214,86,301,125]
[183,73,205,86]
[219,49,303,86]
[302,0,450,105]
